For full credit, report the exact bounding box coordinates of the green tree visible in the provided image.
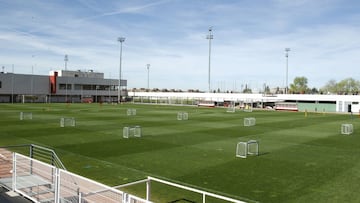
[322,79,338,94]
[322,78,360,95]
[309,87,319,94]
[242,84,252,93]
[337,78,359,95]
[290,76,308,94]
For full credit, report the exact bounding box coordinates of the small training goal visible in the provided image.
[20,112,33,120]
[60,117,76,127]
[244,117,256,126]
[123,126,142,138]
[127,108,137,116]
[226,101,236,113]
[243,100,253,112]
[177,112,188,120]
[341,124,353,135]
[236,140,259,158]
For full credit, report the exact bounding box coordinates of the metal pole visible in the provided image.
[108,73,111,102]
[207,27,213,93]
[11,65,14,104]
[147,64,150,90]
[146,179,151,201]
[118,37,125,103]
[285,48,290,94]
[31,55,35,102]
[64,55,68,102]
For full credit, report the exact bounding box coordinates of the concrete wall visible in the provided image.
[0,73,49,94]
[297,103,336,112]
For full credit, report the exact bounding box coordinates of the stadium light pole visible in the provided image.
[118,37,125,103]
[146,64,150,90]
[206,26,213,93]
[11,65,14,104]
[31,55,35,102]
[285,48,290,94]
[64,54,68,102]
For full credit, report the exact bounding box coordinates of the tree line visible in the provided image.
[288,77,359,95]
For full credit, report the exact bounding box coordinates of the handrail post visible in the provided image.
[146,178,151,201]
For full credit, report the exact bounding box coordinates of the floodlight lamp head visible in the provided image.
[64,54,68,62]
[118,37,125,43]
[285,48,290,52]
[209,26,213,32]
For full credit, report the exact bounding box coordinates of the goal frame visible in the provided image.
[226,101,236,113]
[236,140,259,158]
[60,117,76,127]
[177,112,188,120]
[243,99,253,112]
[244,117,256,126]
[127,108,137,116]
[20,112,33,120]
[123,126,142,138]
[341,124,353,135]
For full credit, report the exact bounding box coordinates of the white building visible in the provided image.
[1,70,359,113]
[129,91,360,113]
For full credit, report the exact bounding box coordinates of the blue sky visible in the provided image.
[1,0,360,92]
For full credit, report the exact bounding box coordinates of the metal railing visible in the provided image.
[0,144,66,171]
[7,153,151,203]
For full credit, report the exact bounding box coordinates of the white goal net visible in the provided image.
[236,140,259,158]
[226,101,236,113]
[60,117,76,127]
[127,108,137,116]
[177,112,188,120]
[20,112,33,120]
[341,124,353,135]
[244,117,256,126]
[123,126,142,138]
[243,99,253,112]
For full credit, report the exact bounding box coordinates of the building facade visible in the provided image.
[0,70,126,103]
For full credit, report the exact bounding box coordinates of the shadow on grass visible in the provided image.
[258,151,270,156]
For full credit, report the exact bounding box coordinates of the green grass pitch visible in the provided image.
[1,103,360,202]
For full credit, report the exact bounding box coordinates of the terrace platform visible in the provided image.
[0,186,33,203]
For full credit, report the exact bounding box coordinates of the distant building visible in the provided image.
[0,70,126,103]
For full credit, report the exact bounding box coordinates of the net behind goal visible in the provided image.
[226,101,236,113]
[236,140,259,158]
[127,108,137,116]
[20,112,33,120]
[177,112,188,120]
[60,117,76,127]
[341,124,353,135]
[244,117,256,126]
[244,100,253,112]
[123,126,142,138]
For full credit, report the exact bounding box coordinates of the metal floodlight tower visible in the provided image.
[64,54,68,102]
[285,48,290,94]
[206,26,213,93]
[118,37,125,103]
[64,55,68,70]
[146,64,150,90]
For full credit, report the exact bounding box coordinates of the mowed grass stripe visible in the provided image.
[1,103,359,203]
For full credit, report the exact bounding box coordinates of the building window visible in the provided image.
[59,84,72,90]
[0,81,2,88]
[74,84,82,90]
[59,84,66,90]
[82,85,92,90]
